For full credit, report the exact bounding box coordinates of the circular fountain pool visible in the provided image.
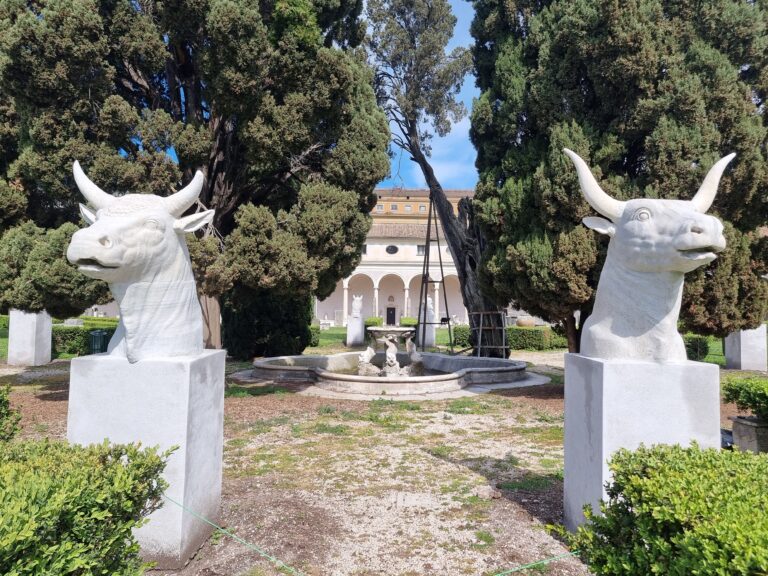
[251,351,545,396]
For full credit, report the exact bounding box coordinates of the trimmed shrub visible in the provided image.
[684,334,710,361]
[365,316,383,327]
[0,384,20,442]
[723,375,768,421]
[52,325,117,356]
[506,326,552,350]
[0,314,8,330]
[568,444,768,575]
[80,316,119,330]
[0,440,169,575]
[399,316,417,327]
[453,324,471,348]
[551,332,568,349]
[309,324,320,347]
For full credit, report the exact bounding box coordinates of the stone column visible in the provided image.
[374,287,380,318]
[342,285,349,327]
[433,284,440,321]
[7,309,52,366]
[404,287,410,317]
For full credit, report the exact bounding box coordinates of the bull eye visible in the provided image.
[144,219,161,230]
[633,208,651,222]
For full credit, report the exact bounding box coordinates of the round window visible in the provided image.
[385,245,399,254]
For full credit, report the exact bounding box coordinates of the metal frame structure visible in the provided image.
[467,310,508,357]
[416,194,454,353]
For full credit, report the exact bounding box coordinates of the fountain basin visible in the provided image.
[252,352,529,396]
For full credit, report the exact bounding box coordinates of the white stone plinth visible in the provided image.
[725,325,767,372]
[416,324,435,348]
[67,350,226,568]
[7,309,52,366]
[563,353,720,531]
[346,316,365,346]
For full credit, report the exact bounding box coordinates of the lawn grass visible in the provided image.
[0,327,7,361]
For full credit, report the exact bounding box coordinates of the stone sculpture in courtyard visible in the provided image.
[66,162,225,568]
[346,294,366,346]
[67,161,214,363]
[561,148,734,531]
[563,148,734,363]
[351,294,363,317]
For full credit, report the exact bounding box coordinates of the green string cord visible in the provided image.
[163,493,307,576]
[493,551,579,575]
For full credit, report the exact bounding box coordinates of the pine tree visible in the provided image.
[0,0,390,352]
[470,0,768,350]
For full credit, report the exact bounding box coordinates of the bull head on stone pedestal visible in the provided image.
[564,149,734,363]
[67,162,214,363]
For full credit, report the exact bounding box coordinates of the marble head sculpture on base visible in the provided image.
[564,149,734,363]
[67,162,214,363]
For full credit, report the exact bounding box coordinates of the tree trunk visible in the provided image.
[564,314,580,353]
[409,142,507,358]
[200,294,222,349]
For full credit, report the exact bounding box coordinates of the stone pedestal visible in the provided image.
[346,316,365,346]
[7,309,52,366]
[563,354,720,531]
[731,417,768,454]
[67,350,226,568]
[725,325,767,372]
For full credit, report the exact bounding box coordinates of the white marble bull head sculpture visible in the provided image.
[67,162,214,363]
[564,149,734,362]
[351,294,363,317]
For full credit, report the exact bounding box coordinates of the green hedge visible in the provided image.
[683,334,710,361]
[399,316,417,327]
[309,324,320,347]
[568,444,768,575]
[364,316,383,327]
[0,315,8,330]
[450,325,567,351]
[453,324,470,347]
[80,316,119,330]
[0,384,20,442]
[52,325,116,356]
[0,440,169,575]
[723,374,768,421]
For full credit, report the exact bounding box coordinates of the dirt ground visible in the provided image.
[1,359,750,576]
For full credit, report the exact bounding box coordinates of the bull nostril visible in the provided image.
[691,225,704,234]
[99,236,112,248]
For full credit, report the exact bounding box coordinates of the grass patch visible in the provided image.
[0,327,8,361]
[248,416,291,435]
[509,425,563,445]
[473,530,495,549]
[498,473,558,492]
[225,385,290,398]
[310,422,350,435]
[426,445,454,459]
[446,397,492,415]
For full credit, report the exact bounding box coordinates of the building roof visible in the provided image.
[374,188,474,199]
[368,222,446,240]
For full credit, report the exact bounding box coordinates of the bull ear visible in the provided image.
[79,203,97,225]
[174,209,215,233]
[583,216,615,237]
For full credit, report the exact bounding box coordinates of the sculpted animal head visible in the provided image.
[564,149,732,274]
[66,162,214,284]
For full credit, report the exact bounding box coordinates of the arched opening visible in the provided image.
[443,275,466,324]
[347,274,375,321]
[377,274,406,325]
[315,279,344,325]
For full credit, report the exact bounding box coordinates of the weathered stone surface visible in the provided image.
[67,350,226,568]
[564,353,720,531]
[7,309,52,366]
[725,325,768,372]
[731,417,768,454]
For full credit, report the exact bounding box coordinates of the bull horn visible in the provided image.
[164,170,205,217]
[691,153,736,213]
[563,149,625,221]
[72,161,115,210]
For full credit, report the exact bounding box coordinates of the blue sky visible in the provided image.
[377,0,479,191]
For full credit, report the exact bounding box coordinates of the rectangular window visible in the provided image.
[376,204,383,212]
[405,204,412,212]
[417,245,425,256]
[419,205,426,212]
[390,204,398,211]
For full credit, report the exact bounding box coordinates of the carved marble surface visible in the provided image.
[564,149,734,362]
[67,162,214,363]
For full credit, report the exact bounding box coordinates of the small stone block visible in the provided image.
[346,316,365,346]
[67,350,226,568]
[731,417,768,454]
[7,309,52,366]
[563,353,720,531]
[725,325,767,372]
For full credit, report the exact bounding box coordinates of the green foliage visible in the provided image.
[223,286,312,359]
[79,317,119,330]
[0,315,8,330]
[365,316,383,327]
[0,384,20,442]
[723,375,768,422]
[567,444,768,575]
[0,440,169,576]
[52,325,117,357]
[471,0,768,346]
[452,324,471,348]
[309,324,320,347]
[506,326,552,350]
[399,316,417,327]
[683,334,710,361]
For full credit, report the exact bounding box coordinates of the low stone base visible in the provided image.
[7,309,52,366]
[731,417,768,453]
[67,350,226,568]
[346,316,365,346]
[564,354,720,531]
[725,325,767,372]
